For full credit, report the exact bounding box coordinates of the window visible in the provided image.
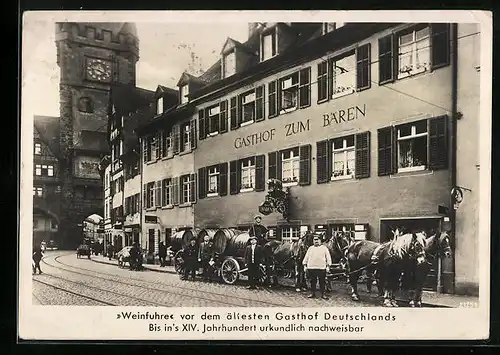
[223,51,236,78]
[331,51,356,98]
[180,85,189,104]
[317,132,370,183]
[322,22,344,35]
[180,174,196,204]
[157,97,164,115]
[208,105,220,135]
[35,165,54,177]
[332,136,355,179]
[240,158,256,191]
[281,226,300,243]
[281,148,300,185]
[331,224,355,241]
[377,116,447,176]
[162,131,173,157]
[241,91,256,125]
[261,29,276,61]
[396,120,428,172]
[398,26,431,79]
[162,178,173,206]
[269,146,311,186]
[34,143,41,155]
[145,182,155,209]
[229,156,265,195]
[207,166,220,196]
[280,73,299,113]
[182,123,191,151]
[33,187,43,197]
[378,24,450,84]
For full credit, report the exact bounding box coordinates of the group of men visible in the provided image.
[181,234,216,281]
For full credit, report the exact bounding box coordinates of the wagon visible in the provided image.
[168,229,201,275]
[116,246,133,268]
[76,244,91,259]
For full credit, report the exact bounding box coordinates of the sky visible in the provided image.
[22,20,248,119]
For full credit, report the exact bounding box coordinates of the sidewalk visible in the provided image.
[91,255,479,308]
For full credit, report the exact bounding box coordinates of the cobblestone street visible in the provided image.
[33,250,390,307]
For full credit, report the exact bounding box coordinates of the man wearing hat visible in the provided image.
[244,236,264,289]
[183,237,199,281]
[249,215,269,246]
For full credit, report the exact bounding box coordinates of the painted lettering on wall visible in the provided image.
[323,104,366,127]
[285,119,310,137]
[234,129,276,149]
[74,156,101,179]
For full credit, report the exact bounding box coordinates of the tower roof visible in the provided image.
[76,22,138,38]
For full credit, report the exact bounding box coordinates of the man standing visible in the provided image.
[32,247,43,275]
[294,232,308,292]
[158,241,167,267]
[107,243,114,261]
[249,215,268,246]
[183,237,198,281]
[303,235,331,299]
[244,236,263,289]
[198,235,214,281]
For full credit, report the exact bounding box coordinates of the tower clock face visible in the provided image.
[86,58,112,82]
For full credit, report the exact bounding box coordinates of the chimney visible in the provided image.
[248,22,264,39]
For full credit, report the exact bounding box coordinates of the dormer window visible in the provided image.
[156,97,164,116]
[261,28,277,61]
[180,85,189,104]
[223,50,236,78]
[322,22,345,35]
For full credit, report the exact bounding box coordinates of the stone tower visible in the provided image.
[55,22,139,247]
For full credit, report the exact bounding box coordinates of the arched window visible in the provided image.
[78,97,94,113]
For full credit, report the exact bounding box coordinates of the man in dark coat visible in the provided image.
[198,235,214,281]
[129,242,138,270]
[244,236,264,289]
[107,243,114,261]
[183,237,198,281]
[158,241,167,267]
[32,247,43,275]
[249,215,268,246]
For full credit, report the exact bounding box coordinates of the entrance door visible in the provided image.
[380,218,441,291]
[148,229,155,254]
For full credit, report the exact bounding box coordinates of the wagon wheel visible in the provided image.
[221,257,240,285]
[173,250,185,275]
[258,264,268,284]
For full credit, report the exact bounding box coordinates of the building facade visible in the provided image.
[126,22,479,295]
[54,22,139,248]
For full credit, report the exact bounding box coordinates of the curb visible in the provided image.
[91,257,453,308]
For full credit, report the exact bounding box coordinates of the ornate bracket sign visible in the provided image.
[259,179,291,220]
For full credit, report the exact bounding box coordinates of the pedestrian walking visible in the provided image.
[158,241,167,267]
[198,235,214,281]
[129,242,139,270]
[107,243,114,261]
[303,234,331,300]
[244,236,263,289]
[32,247,43,275]
[183,237,198,281]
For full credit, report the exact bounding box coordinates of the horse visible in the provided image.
[401,231,453,307]
[375,232,428,307]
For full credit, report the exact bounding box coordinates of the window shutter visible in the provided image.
[172,125,180,155]
[190,118,197,149]
[268,81,277,118]
[378,35,394,84]
[172,177,179,205]
[142,138,148,162]
[190,173,197,203]
[356,43,371,91]
[220,100,228,133]
[355,131,371,179]
[377,126,394,176]
[229,160,239,195]
[428,115,448,170]
[327,60,334,99]
[157,132,164,158]
[143,184,147,209]
[155,180,161,207]
[299,144,311,185]
[316,140,329,184]
[255,155,265,191]
[317,61,328,102]
[198,110,206,140]
[431,23,450,69]
[198,167,206,199]
[299,67,311,108]
[218,162,228,196]
[179,124,185,153]
[230,96,239,130]
[160,180,165,206]
[255,86,265,122]
[268,151,277,180]
[277,79,282,114]
[237,95,243,126]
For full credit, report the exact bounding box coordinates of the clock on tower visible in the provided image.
[85,57,112,82]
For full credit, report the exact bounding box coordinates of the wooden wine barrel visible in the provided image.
[196,229,218,246]
[213,228,244,255]
[224,232,252,259]
[168,231,188,252]
[182,228,201,244]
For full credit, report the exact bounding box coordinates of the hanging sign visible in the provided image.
[258,201,273,216]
